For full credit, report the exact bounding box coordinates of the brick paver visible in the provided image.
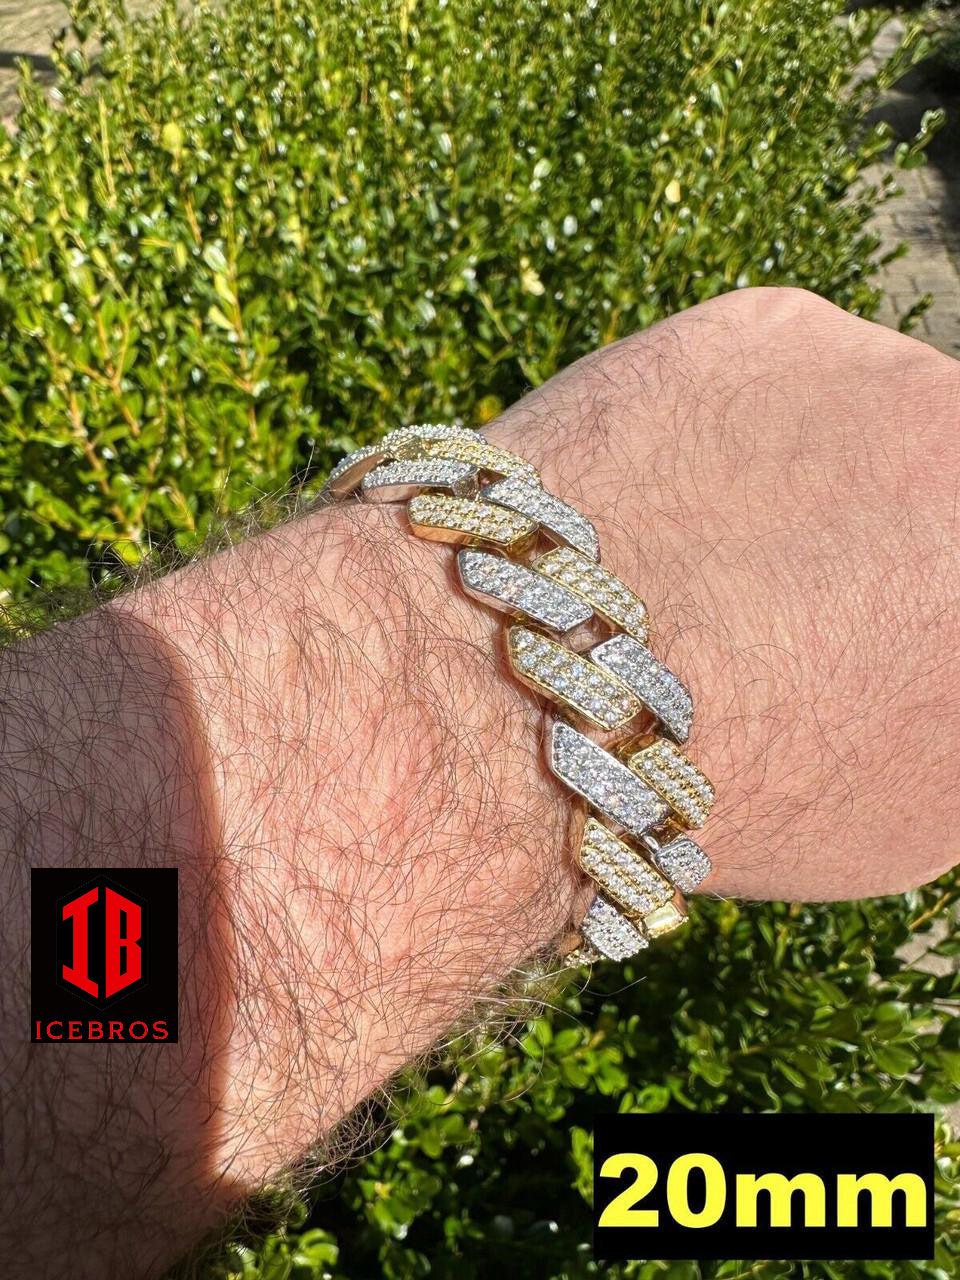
[0,1,62,122]
[865,18,960,358]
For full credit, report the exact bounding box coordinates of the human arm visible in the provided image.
[1,288,958,1277]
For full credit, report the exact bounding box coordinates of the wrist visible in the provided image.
[116,498,582,1176]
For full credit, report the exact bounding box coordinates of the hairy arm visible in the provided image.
[0,501,577,1276]
[1,288,958,1277]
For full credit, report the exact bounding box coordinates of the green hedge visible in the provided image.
[0,0,940,599]
[0,2,956,1278]
[213,890,960,1280]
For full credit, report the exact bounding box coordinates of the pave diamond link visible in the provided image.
[320,444,389,499]
[589,634,693,744]
[380,422,476,458]
[580,895,649,961]
[457,550,593,632]
[625,739,715,829]
[577,818,675,915]
[653,834,713,893]
[416,433,540,480]
[481,477,600,561]
[549,721,669,837]
[362,459,478,501]
[534,547,649,641]
[407,494,537,550]
[508,628,641,729]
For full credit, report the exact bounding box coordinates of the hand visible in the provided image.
[489,286,960,901]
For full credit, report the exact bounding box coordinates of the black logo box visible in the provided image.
[31,867,178,1043]
[594,1112,934,1260]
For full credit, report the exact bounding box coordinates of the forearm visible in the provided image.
[120,500,582,1162]
[0,500,578,1278]
[3,287,958,1278]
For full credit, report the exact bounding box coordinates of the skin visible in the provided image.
[0,288,957,1277]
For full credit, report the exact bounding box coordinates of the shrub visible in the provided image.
[0,2,956,1278]
[922,4,960,91]
[0,0,939,598]
[203,887,960,1280]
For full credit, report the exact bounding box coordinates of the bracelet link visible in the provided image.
[323,425,717,965]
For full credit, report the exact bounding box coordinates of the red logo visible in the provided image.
[61,884,142,999]
[31,868,178,1043]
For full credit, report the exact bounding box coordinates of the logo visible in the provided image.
[594,1112,933,1260]
[61,882,143,999]
[31,868,178,1043]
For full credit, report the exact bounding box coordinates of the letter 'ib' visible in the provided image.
[62,886,142,999]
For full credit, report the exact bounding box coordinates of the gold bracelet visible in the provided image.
[321,423,714,964]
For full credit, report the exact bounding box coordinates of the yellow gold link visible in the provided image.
[507,628,641,729]
[410,433,540,480]
[534,546,649,641]
[625,739,715,829]
[407,494,537,550]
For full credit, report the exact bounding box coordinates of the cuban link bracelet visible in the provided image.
[321,424,716,964]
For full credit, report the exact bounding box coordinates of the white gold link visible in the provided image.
[457,550,593,632]
[549,721,670,837]
[580,896,649,961]
[654,835,713,893]
[589,633,693,743]
[481,477,600,560]
[362,459,478,502]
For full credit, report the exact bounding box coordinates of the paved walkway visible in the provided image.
[0,1,62,121]
[865,17,960,358]
[1,8,958,358]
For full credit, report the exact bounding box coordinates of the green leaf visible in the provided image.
[872,1043,918,1077]
[160,120,184,157]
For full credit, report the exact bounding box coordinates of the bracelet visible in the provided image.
[321,423,715,965]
